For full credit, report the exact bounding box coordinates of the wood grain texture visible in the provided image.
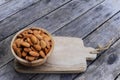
[1,0,104,79]
[74,10,120,80]
[0,0,104,41]
[31,74,60,80]
[116,75,120,80]
[0,0,71,68]
[0,0,105,79]
[29,0,104,32]
[0,0,72,41]
[0,0,72,79]
[0,61,35,80]
[15,37,97,73]
[53,0,120,80]
[55,0,120,39]
[75,39,120,80]
[0,0,41,21]
[0,0,11,6]
[30,0,120,79]
[0,0,120,79]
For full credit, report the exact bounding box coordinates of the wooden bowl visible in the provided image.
[11,27,54,67]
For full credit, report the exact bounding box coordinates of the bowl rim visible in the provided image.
[11,27,54,63]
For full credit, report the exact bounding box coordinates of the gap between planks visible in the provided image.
[0,0,42,22]
[0,0,119,79]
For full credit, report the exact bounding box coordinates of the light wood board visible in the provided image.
[14,36,97,73]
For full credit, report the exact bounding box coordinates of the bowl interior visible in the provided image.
[11,27,54,64]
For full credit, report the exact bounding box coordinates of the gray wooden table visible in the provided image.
[0,0,120,80]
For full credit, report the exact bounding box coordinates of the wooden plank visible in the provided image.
[0,0,104,41]
[50,0,120,80]
[74,11,120,80]
[116,75,120,80]
[0,0,105,79]
[0,0,41,21]
[54,0,120,39]
[0,0,72,68]
[31,74,60,80]
[0,0,72,41]
[75,39,120,80]
[15,37,97,73]
[29,0,104,32]
[0,0,73,79]
[0,0,11,6]
[23,0,119,79]
[0,61,38,80]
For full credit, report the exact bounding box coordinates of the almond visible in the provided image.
[13,43,22,57]
[31,47,36,52]
[44,36,51,41]
[33,44,41,51]
[25,56,35,61]
[39,51,45,58]
[40,40,46,48]
[29,51,39,57]
[24,48,31,52]
[15,39,23,47]
[17,34,23,38]
[21,42,30,47]
[26,38,33,45]
[44,48,49,54]
[33,30,39,34]
[35,34,43,40]
[22,51,27,57]
[27,29,33,34]
[44,38,51,49]
[30,35,38,44]
[23,34,32,38]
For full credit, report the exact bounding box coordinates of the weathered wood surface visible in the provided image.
[0,0,120,80]
[0,0,72,41]
[75,39,120,80]
[0,0,104,69]
[15,37,97,73]
[53,0,120,80]
[74,10,120,80]
[0,0,11,6]
[0,0,72,68]
[0,0,105,80]
[30,0,120,79]
[116,75,120,80]
[55,0,120,38]
[0,0,104,41]
[0,0,41,21]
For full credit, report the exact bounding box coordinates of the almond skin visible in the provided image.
[40,40,47,48]
[22,51,27,57]
[30,35,38,44]
[44,38,51,49]
[31,47,36,52]
[33,44,41,51]
[44,48,49,54]
[26,56,35,61]
[24,48,31,53]
[35,34,43,40]
[27,38,33,45]
[13,43,22,57]
[17,34,23,38]
[29,51,39,57]
[15,39,22,47]
[21,42,30,47]
[39,51,46,58]
[27,29,33,34]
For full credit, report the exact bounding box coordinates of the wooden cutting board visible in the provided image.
[14,36,97,73]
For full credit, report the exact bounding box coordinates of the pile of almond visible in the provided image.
[12,28,53,62]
